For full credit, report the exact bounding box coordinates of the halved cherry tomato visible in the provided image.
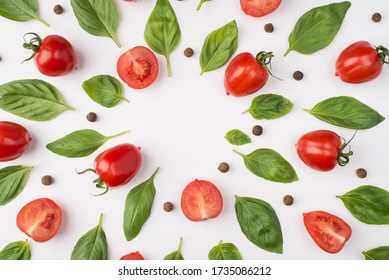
[0,121,32,161]
[240,0,282,18]
[117,46,159,89]
[303,211,352,254]
[181,179,223,222]
[120,251,144,260]
[16,198,62,242]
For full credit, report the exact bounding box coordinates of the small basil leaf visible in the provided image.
[196,0,211,11]
[284,1,351,56]
[208,241,243,260]
[363,246,389,260]
[163,237,184,260]
[225,129,251,146]
[46,129,129,158]
[233,149,298,183]
[305,96,385,129]
[200,20,238,75]
[71,213,107,260]
[243,94,294,120]
[0,0,49,26]
[0,240,31,260]
[235,196,283,254]
[123,168,159,241]
[337,185,389,224]
[70,0,121,47]
[0,166,32,206]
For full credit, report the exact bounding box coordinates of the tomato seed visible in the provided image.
[283,195,294,206]
[252,125,263,136]
[293,70,304,80]
[86,112,97,122]
[264,23,274,33]
[356,168,367,178]
[218,162,230,173]
[53,4,64,14]
[41,175,53,186]
[163,202,174,212]
[372,12,382,22]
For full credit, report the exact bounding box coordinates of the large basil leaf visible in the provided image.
[363,246,389,260]
[208,241,243,260]
[46,129,129,158]
[0,166,32,206]
[225,129,251,146]
[123,168,159,241]
[0,79,74,121]
[196,0,211,11]
[163,237,184,260]
[0,240,31,260]
[235,196,283,254]
[233,149,298,183]
[70,0,121,47]
[243,94,294,120]
[337,185,389,224]
[284,1,351,56]
[305,96,385,129]
[144,0,181,77]
[71,213,108,260]
[200,20,238,75]
[0,0,49,26]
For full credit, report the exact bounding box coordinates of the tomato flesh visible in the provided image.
[240,0,282,17]
[120,251,144,260]
[0,121,32,161]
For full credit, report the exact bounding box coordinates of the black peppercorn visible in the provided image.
[163,202,174,212]
[53,4,64,15]
[252,125,263,136]
[283,195,294,206]
[264,23,274,33]
[41,175,53,186]
[356,168,367,178]
[293,70,304,80]
[86,112,97,122]
[184,48,194,57]
[218,162,230,173]
[372,12,382,22]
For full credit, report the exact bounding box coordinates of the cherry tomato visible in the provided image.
[16,198,62,242]
[303,211,352,254]
[296,130,353,171]
[0,121,32,161]
[181,179,223,222]
[240,0,282,18]
[120,251,144,260]
[117,46,159,89]
[335,41,388,83]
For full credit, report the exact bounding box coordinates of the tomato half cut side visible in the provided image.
[120,251,145,260]
[240,0,282,18]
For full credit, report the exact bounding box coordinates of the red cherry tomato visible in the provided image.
[120,251,144,260]
[16,198,62,242]
[0,121,32,161]
[240,0,282,18]
[335,41,388,83]
[303,211,352,254]
[181,179,223,222]
[117,46,159,89]
[296,130,353,171]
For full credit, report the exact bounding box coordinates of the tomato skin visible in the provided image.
[224,52,269,97]
[240,0,282,18]
[335,41,382,83]
[303,211,352,254]
[0,121,32,161]
[120,251,144,260]
[16,198,62,242]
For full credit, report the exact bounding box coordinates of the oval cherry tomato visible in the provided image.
[181,179,223,222]
[335,41,388,83]
[296,130,353,171]
[120,251,144,260]
[0,121,32,161]
[117,46,159,89]
[240,0,282,18]
[16,198,62,242]
[303,211,352,254]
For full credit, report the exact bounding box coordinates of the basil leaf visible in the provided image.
[70,0,121,47]
[304,96,385,129]
[0,79,75,121]
[0,240,31,260]
[196,0,211,11]
[163,237,184,260]
[208,240,243,260]
[0,0,49,26]
[46,129,129,158]
[284,1,351,56]
[225,129,251,146]
[235,196,283,254]
[200,20,238,75]
[337,185,389,224]
[123,168,159,241]
[71,213,107,260]
[243,94,294,120]
[144,0,181,77]
[0,166,32,206]
[363,246,389,260]
[233,149,298,183]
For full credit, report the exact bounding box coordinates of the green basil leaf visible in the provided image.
[46,129,129,158]
[200,20,238,75]
[144,0,181,77]
[208,240,243,260]
[0,0,49,26]
[0,166,32,206]
[304,96,385,129]
[235,196,283,254]
[71,213,107,260]
[0,79,75,121]
[196,0,211,11]
[233,149,298,183]
[363,246,389,260]
[225,129,251,146]
[243,94,294,120]
[337,185,389,224]
[163,237,184,260]
[123,167,159,241]
[0,240,31,260]
[284,1,351,56]
[70,0,121,47]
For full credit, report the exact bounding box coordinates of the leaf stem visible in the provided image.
[35,16,50,27]
[111,35,121,48]
[98,213,104,227]
[107,130,130,140]
[196,1,204,11]
[232,149,245,157]
[177,237,183,252]
[166,55,172,77]
[241,109,249,115]
[283,47,292,57]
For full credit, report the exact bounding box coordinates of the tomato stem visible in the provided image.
[76,168,96,175]
[337,130,357,166]
[256,51,282,81]
[22,32,42,63]
[376,45,389,64]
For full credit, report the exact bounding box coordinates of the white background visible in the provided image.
[0,0,389,261]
